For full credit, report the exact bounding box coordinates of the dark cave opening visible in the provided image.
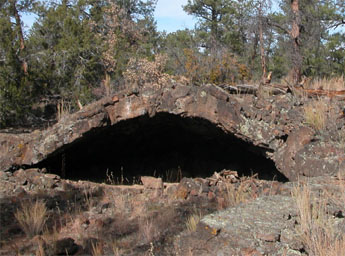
[37,113,288,183]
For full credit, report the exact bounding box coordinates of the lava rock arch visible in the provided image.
[4,83,333,181]
[36,113,287,183]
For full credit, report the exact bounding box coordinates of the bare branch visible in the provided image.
[266,18,289,35]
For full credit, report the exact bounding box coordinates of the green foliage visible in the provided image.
[0,0,344,128]
[270,0,345,81]
[28,0,103,105]
[160,29,196,75]
[0,0,158,128]
[0,1,34,127]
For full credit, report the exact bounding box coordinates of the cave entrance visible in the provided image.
[38,113,288,183]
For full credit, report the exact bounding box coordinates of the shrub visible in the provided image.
[123,54,171,88]
[14,200,48,238]
[184,48,251,85]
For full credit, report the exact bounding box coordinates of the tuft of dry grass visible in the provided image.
[15,200,48,238]
[57,99,71,121]
[185,212,202,233]
[224,180,252,208]
[139,218,157,244]
[303,99,328,131]
[292,183,345,256]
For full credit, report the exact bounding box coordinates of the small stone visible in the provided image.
[208,191,215,200]
[13,169,25,177]
[256,233,279,242]
[39,168,47,173]
[44,173,60,180]
[13,186,27,197]
[165,184,178,196]
[189,189,199,196]
[95,219,104,229]
[0,171,8,180]
[175,186,188,200]
[54,238,79,255]
[25,168,40,175]
[141,176,163,190]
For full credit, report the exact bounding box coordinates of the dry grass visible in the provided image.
[281,75,345,91]
[185,212,202,233]
[57,99,71,121]
[334,172,345,207]
[105,168,127,185]
[109,190,132,216]
[303,99,328,131]
[224,181,251,208]
[15,200,48,238]
[292,183,345,256]
[83,188,95,211]
[164,167,183,183]
[91,242,103,256]
[110,240,123,256]
[139,218,158,244]
[41,225,59,255]
[34,236,46,256]
[305,76,345,91]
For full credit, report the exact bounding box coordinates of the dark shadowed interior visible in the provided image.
[36,113,288,183]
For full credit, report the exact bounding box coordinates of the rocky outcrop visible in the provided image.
[1,82,345,180]
[174,176,345,255]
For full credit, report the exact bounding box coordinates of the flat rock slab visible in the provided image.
[174,196,302,255]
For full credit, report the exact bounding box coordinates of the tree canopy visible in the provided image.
[0,0,344,128]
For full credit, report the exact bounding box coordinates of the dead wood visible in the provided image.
[218,83,288,95]
[293,87,345,100]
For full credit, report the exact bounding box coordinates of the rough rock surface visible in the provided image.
[1,82,345,180]
[174,176,345,256]
[174,195,299,255]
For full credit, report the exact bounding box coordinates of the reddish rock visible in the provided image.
[274,127,315,180]
[175,185,188,200]
[241,248,263,256]
[207,191,215,200]
[141,176,163,190]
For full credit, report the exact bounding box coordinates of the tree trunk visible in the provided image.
[250,33,258,70]
[211,8,218,43]
[11,0,28,75]
[258,3,266,83]
[289,0,302,84]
